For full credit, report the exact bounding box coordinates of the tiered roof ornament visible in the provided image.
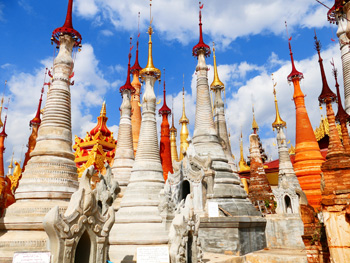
[73,102,116,185]
[192,2,211,57]
[51,0,82,48]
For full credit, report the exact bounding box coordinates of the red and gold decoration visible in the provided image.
[73,102,116,186]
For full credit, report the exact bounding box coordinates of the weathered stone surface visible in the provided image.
[198,216,266,256]
[265,214,304,250]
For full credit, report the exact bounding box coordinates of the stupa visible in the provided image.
[0,0,82,259]
[179,82,189,160]
[287,36,324,209]
[315,34,350,262]
[159,70,173,181]
[109,3,168,261]
[169,100,179,163]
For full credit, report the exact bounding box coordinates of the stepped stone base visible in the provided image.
[0,200,69,262]
[199,216,266,256]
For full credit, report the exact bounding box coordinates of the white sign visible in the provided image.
[208,201,219,217]
[137,246,169,263]
[13,252,51,263]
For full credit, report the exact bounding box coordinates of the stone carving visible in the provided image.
[165,142,213,215]
[43,164,120,263]
[169,194,203,263]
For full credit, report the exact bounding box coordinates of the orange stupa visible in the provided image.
[130,16,143,157]
[158,71,173,181]
[287,38,324,209]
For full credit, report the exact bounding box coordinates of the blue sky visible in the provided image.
[0,0,343,168]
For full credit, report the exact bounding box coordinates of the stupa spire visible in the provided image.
[110,2,168,260]
[170,98,179,163]
[111,38,135,190]
[331,60,350,154]
[210,42,224,89]
[51,0,82,48]
[159,69,173,181]
[179,79,189,160]
[286,22,304,82]
[287,32,324,209]
[239,129,250,172]
[192,2,210,57]
[130,13,143,156]
[316,33,344,157]
[252,105,259,134]
[7,152,14,176]
[211,42,235,169]
[271,75,286,130]
[22,74,46,172]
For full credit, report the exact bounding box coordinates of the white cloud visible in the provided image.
[101,29,113,36]
[74,0,334,46]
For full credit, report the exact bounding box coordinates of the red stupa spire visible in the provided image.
[286,22,304,82]
[120,38,135,94]
[0,115,7,139]
[192,1,211,57]
[159,69,173,181]
[51,0,82,47]
[331,61,350,123]
[130,12,143,73]
[315,33,337,105]
[327,0,348,23]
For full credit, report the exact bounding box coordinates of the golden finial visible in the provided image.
[271,74,286,130]
[139,0,161,80]
[179,77,189,124]
[100,101,107,117]
[252,105,259,132]
[210,42,224,90]
[8,151,14,169]
[0,80,6,128]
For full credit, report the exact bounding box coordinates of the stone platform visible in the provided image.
[199,216,266,256]
[203,248,307,263]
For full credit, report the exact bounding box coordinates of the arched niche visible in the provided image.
[284,195,293,214]
[180,180,191,201]
[75,230,91,263]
